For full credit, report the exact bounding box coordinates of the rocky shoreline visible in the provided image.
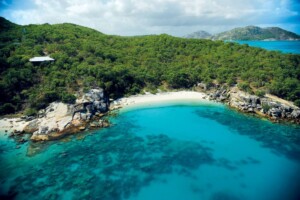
[205,85,300,124]
[1,86,299,143]
[0,89,110,142]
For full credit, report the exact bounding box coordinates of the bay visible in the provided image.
[0,102,300,200]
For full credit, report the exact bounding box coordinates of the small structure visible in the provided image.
[29,56,55,63]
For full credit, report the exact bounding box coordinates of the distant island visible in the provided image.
[185,31,212,39]
[185,26,300,41]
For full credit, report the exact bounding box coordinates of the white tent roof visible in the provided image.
[29,56,55,62]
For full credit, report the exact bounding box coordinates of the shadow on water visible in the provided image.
[210,191,241,200]
[194,108,300,161]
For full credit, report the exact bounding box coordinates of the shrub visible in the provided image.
[294,99,300,107]
[238,82,252,93]
[0,103,16,114]
[226,77,236,86]
[255,90,265,97]
[43,91,60,103]
[24,108,38,116]
[262,103,271,112]
[61,93,76,104]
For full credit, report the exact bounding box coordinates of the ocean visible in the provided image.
[1,102,300,200]
[234,41,300,54]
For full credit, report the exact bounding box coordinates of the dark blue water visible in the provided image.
[234,41,300,54]
[1,102,300,200]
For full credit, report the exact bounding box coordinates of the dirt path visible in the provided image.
[265,93,297,108]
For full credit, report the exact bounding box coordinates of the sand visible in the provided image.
[0,91,210,133]
[113,91,209,108]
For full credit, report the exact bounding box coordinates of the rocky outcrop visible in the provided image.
[209,86,300,123]
[23,119,39,133]
[73,88,108,119]
[30,88,109,141]
[291,110,300,118]
[0,88,110,141]
[209,88,228,102]
[29,102,74,141]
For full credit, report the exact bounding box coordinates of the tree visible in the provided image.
[0,103,16,114]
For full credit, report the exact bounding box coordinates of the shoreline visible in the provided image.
[112,91,212,109]
[0,91,210,133]
[0,118,30,133]
[1,89,299,138]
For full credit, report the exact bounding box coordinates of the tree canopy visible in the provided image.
[0,17,300,115]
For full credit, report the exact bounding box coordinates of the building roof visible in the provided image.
[29,56,55,62]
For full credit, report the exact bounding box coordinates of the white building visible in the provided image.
[29,56,55,62]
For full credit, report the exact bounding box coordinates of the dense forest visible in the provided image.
[0,17,300,115]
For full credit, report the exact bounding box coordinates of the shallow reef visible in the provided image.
[194,108,300,161]
[2,128,215,199]
[1,104,300,200]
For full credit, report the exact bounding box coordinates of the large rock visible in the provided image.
[209,88,228,102]
[268,108,282,118]
[39,126,49,134]
[291,109,300,118]
[30,134,49,141]
[75,88,109,114]
[227,90,257,113]
[30,102,78,140]
[23,119,39,133]
[197,82,208,90]
[29,88,109,141]
[94,101,108,112]
[77,88,105,104]
[86,104,95,114]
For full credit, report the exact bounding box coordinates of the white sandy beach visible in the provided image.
[113,91,209,108]
[0,91,209,133]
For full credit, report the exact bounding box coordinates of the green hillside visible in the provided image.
[0,17,300,115]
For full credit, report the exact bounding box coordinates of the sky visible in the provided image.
[0,0,300,36]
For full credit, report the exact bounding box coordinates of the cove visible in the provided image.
[1,102,300,200]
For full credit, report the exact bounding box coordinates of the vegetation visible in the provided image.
[254,90,266,97]
[0,17,300,115]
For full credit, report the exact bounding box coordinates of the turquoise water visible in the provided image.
[234,41,300,54]
[1,102,300,200]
